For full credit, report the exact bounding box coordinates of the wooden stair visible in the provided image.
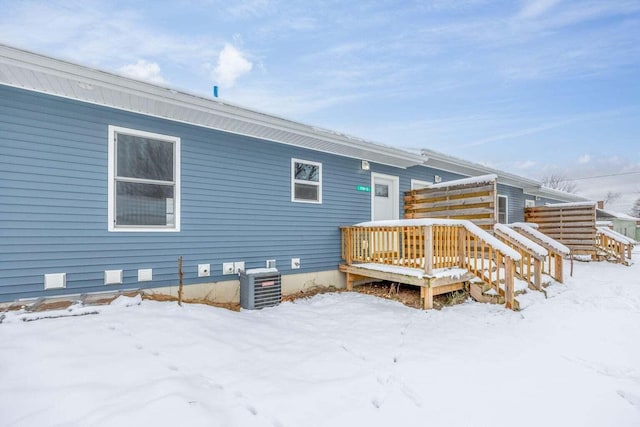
[469,279,522,310]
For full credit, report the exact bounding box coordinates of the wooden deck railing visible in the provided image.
[595,227,634,264]
[341,222,518,309]
[509,223,568,283]
[494,224,546,291]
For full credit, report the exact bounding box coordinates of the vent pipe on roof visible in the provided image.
[213,85,219,97]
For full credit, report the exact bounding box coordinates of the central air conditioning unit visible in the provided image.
[239,268,281,310]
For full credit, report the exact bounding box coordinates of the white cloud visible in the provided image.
[213,44,253,88]
[118,60,166,84]
[518,0,562,19]
[578,154,591,164]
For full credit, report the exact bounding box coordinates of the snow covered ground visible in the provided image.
[2,252,640,427]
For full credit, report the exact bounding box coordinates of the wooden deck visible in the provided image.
[338,264,475,309]
[340,221,519,310]
[524,202,633,264]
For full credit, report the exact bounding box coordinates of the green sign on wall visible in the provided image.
[356,185,371,192]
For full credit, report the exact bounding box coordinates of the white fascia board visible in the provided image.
[0,44,424,169]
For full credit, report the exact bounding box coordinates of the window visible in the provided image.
[375,184,389,197]
[292,159,322,203]
[525,199,535,208]
[497,195,508,224]
[108,126,180,231]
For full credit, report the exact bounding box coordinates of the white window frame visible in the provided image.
[291,158,322,204]
[411,179,432,190]
[525,199,535,208]
[497,194,508,224]
[108,125,181,232]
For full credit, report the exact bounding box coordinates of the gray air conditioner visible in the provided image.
[240,268,281,310]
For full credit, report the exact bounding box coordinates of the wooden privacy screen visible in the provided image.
[524,203,597,255]
[404,178,497,231]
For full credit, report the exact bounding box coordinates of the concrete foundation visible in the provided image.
[146,269,347,303]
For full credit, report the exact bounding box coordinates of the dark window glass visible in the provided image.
[116,181,174,226]
[117,134,174,181]
[294,162,319,182]
[375,184,389,198]
[294,183,319,201]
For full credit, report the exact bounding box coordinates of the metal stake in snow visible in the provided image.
[178,256,184,306]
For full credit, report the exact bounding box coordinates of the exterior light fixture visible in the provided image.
[361,160,370,170]
[434,175,442,183]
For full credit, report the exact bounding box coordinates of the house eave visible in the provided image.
[0,44,424,169]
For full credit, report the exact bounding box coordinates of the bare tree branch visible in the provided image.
[540,174,579,194]
[603,191,621,207]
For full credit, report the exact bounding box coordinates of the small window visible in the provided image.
[498,195,508,224]
[292,159,322,203]
[108,126,180,231]
[375,184,389,197]
[525,199,535,208]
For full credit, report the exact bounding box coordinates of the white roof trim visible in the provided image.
[0,44,424,169]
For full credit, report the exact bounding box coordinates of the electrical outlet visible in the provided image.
[233,261,245,274]
[222,262,234,275]
[266,259,276,269]
[291,258,301,269]
[198,263,210,277]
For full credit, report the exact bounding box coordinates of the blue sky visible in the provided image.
[2,0,639,212]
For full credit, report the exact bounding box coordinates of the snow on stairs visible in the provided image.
[469,268,556,309]
[468,266,529,310]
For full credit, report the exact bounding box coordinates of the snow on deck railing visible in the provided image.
[424,173,497,190]
[355,218,521,261]
[597,227,637,245]
[509,223,571,256]
[494,224,548,258]
[510,222,539,229]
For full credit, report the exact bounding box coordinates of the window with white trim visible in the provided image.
[497,195,508,224]
[291,159,322,203]
[108,126,180,231]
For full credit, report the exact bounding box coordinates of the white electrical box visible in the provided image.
[138,268,153,282]
[266,259,276,269]
[233,261,245,274]
[198,263,210,277]
[44,273,66,290]
[291,258,301,269]
[222,262,235,275]
[104,269,123,285]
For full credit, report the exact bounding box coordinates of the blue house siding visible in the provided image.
[1,85,384,302]
[0,83,547,302]
[497,184,525,224]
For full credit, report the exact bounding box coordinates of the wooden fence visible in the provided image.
[404,175,497,231]
[524,203,597,255]
[493,225,546,291]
